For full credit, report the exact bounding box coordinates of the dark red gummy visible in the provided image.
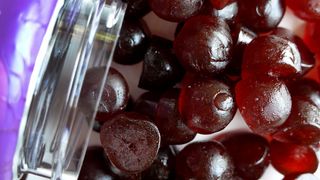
[242,35,301,79]
[142,147,176,180]
[174,22,184,37]
[226,25,257,76]
[270,140,319,175]
[283,173,319,180]
[93,120,102,132]
[287,78,320,109]
[179,76,236,134]
[125,0,151,19]
[138,36,184,91]
[271,27,315,76]
[273,97,320,145]
[237,0,286,32]
[200,0,238,25]
[95,68,130,122]
[148,0,204,22]
[304,22,320,54]
[174,15,233,75]
[210,0,232,10]
[176,141,234,180]
[155,88,196,145]
[114,19,150,65]
[286,0,320,21]
[236,77,292,134]
[221,132,270,180]
[79,147,142,179]
[100,112,160,173]
[79,147,142,180]
[133,91,162,120]
[79,146,118,180]
[80,69,104,130]
[80,67,105,107]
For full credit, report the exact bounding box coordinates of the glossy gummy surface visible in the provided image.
[304,22,320,54]
[221,132,270,180]
[200,0,239,25]
[95,68,130,122]
[148,0,204,22]
[114,19,150,65]
[288,78,320,108]
[273,97,320,145]
[283,97,320,128]
[142,147,176,180]
[242,35,301,78]
[174,15,233,75]
[286,0,320,21]
[155,88,196,145]
[179,76,236,134]
[139,36,184,91]
[125,0,151,19]
[175,141,234,180]
[236,77,292,134]
[133,91,162,120]
[227,25,256,75]
[210,0,232,10]
[270,140,319,175]
[237,0,286,32]
[271,27,315,76]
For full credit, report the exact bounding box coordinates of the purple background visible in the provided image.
[0,0,58,179]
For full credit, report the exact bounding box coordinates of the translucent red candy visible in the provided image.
[138,36,184,91]
[79,147,142,179]
[133,91,162,120]
[227,26,256,76]
[79,146,118,180]
[200,0,239,25]
[148,0,204,22]
[179,75,236,134]
[114,19,150,65]
[242,35,301,79]
[273,84,320,144]
[235,77,292,134]
[221,132,270,179]
[95,68,130,122]
[210,0,232,10]
[271,28,315,76]
[304,22,320,54]
[286,0,320,21]
[273,97,320,145]
[176,141,234,180]
[174,15,233,75]
[142,147,176,180]
[125,0,151,19]
[288,78,320,108]
[100,112,160,173]
[237,0,286,32]
[270,140,319,175]
[155,88,196,145]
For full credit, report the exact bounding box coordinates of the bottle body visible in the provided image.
[0,1,59,179]
[0,0,126,179]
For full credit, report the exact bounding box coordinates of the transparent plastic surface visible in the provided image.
[0,1,59,179]
[13,0,126,179]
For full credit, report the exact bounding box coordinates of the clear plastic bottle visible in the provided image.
[0,0,126,179]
